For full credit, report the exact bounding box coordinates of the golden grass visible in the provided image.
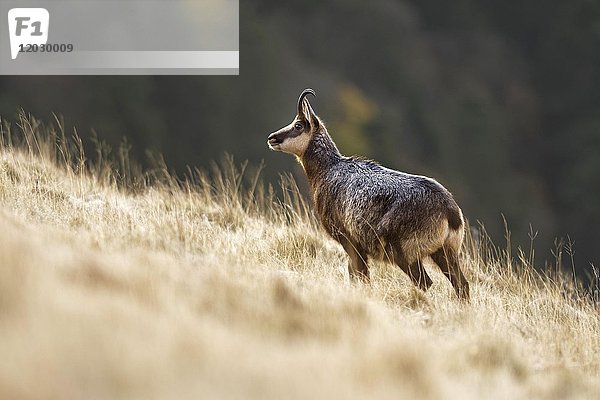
[0,114,598,399]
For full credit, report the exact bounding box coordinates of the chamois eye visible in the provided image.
[294,123,303,131]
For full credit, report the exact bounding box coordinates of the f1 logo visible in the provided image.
[7,8,49,60]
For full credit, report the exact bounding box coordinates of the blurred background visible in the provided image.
[1,0,598,281]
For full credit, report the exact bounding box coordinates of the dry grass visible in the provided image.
[0,114,598,399]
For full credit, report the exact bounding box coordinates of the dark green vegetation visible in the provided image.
[0,0,598,279]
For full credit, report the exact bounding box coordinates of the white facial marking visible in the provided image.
[270,120,311,157]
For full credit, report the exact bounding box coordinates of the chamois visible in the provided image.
[267,89,470,300]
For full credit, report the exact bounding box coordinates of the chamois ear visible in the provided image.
[297,88,320,131]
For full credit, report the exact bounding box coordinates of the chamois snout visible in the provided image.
[267,128,288,150]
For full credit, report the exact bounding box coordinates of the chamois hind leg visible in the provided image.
[430,246,470,300]
[393,250,432,291]
[407,260,433,291]
[340,238,370,283]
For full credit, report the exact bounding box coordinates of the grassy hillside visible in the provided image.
[0,115,598,399]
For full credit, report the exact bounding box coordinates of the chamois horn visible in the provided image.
[297,88,316,116]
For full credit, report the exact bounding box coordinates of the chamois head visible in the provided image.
[267,88,321,157]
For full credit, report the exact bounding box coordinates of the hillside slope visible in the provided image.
[0,117,598,399]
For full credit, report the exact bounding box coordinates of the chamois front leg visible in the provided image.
[340,238,370,283]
